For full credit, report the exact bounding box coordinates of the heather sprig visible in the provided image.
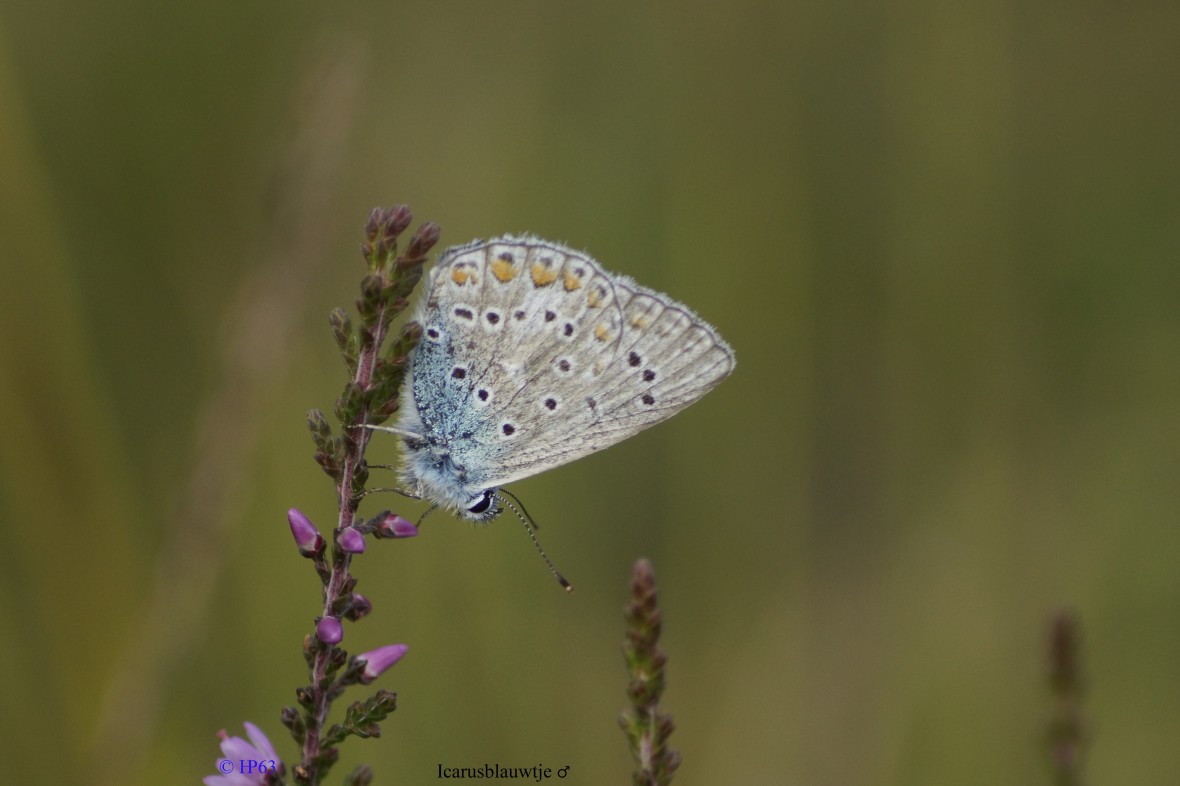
[619,559,681,786]
[205,206,437,786]
[289,207,437,784]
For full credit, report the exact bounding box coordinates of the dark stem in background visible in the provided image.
[91,43,365,786]
[620,558,681,786]
[1046,609,1086,786]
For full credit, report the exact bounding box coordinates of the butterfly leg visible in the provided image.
[356,423,422,439]
[358,486,422,500]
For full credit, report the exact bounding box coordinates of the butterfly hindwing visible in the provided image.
[485,268,735,486]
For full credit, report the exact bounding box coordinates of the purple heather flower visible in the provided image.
[357,643,408,684]
[338,526,366,553]
[287,508,325,556]
[316,616,343,644]
[376,512,418,538]
[204,722,280,786]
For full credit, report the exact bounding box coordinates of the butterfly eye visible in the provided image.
[466,490,495,515]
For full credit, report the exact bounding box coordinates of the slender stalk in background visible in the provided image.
[619,558,681,786]
[92,43,365,786]
[1046,609,1086,786]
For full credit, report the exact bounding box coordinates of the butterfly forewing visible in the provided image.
[403,235,734,495]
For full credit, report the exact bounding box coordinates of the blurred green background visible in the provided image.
[2,1,1178,784]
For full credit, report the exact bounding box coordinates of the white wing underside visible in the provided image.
[397,235,735,501]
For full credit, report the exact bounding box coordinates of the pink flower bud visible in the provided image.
[356,644,408,683]
[376,513,418,539]
[316,616,343,644]
[338,526,366,553]
[287,508,325,556]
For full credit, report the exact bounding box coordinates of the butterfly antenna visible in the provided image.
[499,488,541,530]
[494,492,572,593]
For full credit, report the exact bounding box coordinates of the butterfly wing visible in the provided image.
[399,236,734,500]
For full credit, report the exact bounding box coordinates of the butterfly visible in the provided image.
[391,235,735,521]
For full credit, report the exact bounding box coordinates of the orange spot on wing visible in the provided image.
[594,324,611,342]
[451,267,471,285]
[491,258,517,282]
[531,263,558,287]
[563,270,583,291]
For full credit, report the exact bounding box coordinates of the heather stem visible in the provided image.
[304,300,388,749]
